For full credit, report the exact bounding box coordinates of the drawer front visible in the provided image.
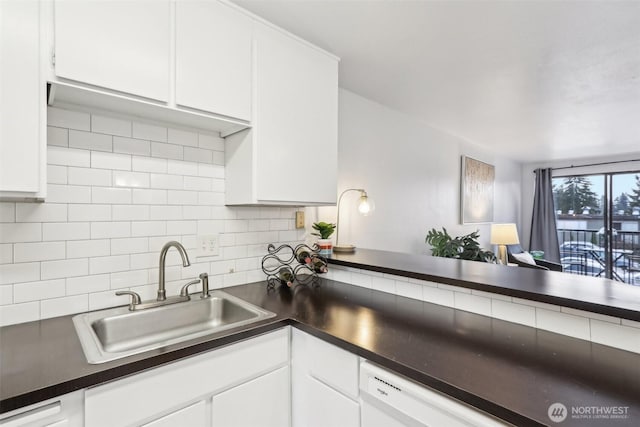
[307,333,359,400]
[0,390,83,427]
[85,328,289,427]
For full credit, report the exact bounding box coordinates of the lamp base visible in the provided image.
[333,244,356,253]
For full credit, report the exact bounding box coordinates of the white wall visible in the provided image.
[309,89,522,254]
[0,107,304,326]
[521,154,640,249]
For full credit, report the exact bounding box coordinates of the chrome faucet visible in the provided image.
[158,241,191,301]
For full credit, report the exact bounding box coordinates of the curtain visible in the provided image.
[530,168,561,263]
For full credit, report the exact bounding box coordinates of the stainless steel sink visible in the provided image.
[73,291,275,364]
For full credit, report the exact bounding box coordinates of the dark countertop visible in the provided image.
[328,248,640,321]
[2,280,640,427]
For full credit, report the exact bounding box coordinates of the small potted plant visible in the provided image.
[312,221,336,256]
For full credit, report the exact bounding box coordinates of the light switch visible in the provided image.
[295,211,305,229]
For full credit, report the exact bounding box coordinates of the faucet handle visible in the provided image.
[116,291,142,311]
[179,279,201,298]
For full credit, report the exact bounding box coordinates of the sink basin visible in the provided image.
[73,291,275,364]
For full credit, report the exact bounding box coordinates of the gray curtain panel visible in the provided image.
[530,168,561,263]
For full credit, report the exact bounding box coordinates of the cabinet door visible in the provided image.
[141,401,206,427]
[54,0,170,102]
[253,23,338,204]
[303,375,360,427]
[211,366,289,427]
[0,0,44,196]
[176,0,252,121]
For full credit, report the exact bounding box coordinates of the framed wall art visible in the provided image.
[461,155,494,224]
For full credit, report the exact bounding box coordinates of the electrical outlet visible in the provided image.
[295,211,305,229]
[197,234,219,257]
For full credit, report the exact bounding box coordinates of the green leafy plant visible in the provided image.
[425,228,496,263]
[312,222,336,239]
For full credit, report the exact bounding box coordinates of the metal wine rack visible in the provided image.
[261,243,327,290]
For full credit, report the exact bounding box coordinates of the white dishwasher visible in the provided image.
[360,361,509,427]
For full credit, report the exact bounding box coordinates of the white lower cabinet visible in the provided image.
[84,328,289,427]
[141,402,206,427]
[0,390,83,427]
[292,329,360,427]
[211,366,289,427]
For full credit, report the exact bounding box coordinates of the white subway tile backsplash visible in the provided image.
[113,171,150,188]
[113,136,150,156]
[590,320,640,354]
[16,203,67,223]
[89,290,127,311]
[0,223,41,243]
[91,222,130,239]
[68,167,112,187]
[0,302,40,326]
[422,286,455,307]
[168,190,198,205]
[47,126,69,147]
[184,176,212,191]
[92,152,131,171]
[0,204,15,222]
[183,206,211,220]
[150,173,184,190]
[454,292,492,316]
[150,205,183,220]
[372,276,395,292]
[198,133,224,151]
[68,204,111,222]
[197,163,224,179]
[14,242,66,263]
[622,319,640,329]
[42,258,88,280]
[14,279,66,303]
[90,255,130,275]
[396,281,422,299]
[47,165,68,184]
[48,147,91,167]
[212,151,224,165]
[133,121,167,142]
[166,220,197,235]
[351,272,372,288]
[536,309,591,340]
[0,262,40,285]
[92,187,132,204]
[48,107,90,131]
[92,114,131,137]
[66,274,111,295]
[47,184,92,204]
[512,297,562,312]
[111,269,148,289]
[0,244,12,264]
[223,271,248,287]
[133,188,167,205]
[168,160,198,176]
[67,239,110,259]
[131,221,166,237]
[491,299,536,327]
[0,285,13,305]
[111,237,149,255]
[43,222,90,241]
[184,147,213,164]
[112,205,149,221]
[41,295,88,320]
[198,192,225,206]
[151,142,183,160]
[69,130,112,152]
[168,128,198,147]
[132,156,167,173]
[560,307,621,324]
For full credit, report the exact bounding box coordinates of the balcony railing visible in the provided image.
[557,228,640,285]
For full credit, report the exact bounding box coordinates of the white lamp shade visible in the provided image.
[490,223,520,245]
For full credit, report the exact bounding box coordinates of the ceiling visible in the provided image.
[233,0,640,163]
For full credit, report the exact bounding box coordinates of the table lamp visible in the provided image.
[490,223,520,265]
[334,188,374,253]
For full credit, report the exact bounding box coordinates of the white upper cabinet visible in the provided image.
[176,0,252,121]
[225,22,338,205]
[0,0,46,199]
[54,0,170,102]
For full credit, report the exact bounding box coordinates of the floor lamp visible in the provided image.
[334,188,374,253]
